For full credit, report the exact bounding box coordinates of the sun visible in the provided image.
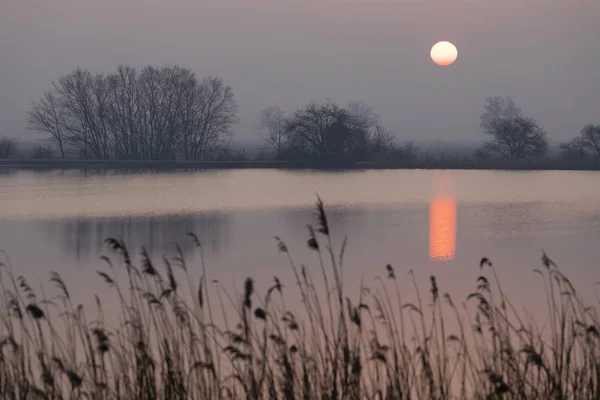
[430,41,458,66]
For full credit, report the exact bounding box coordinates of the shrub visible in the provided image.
[0,137,17,159]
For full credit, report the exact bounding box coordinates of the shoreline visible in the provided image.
[1,158,600,171]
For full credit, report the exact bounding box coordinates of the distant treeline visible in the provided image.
[4,157,600,173]
[1,64,598,166]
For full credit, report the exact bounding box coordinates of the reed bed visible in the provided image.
[0,197,599,399]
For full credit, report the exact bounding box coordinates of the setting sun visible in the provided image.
[430,41,458,66]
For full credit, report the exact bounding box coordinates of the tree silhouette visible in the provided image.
[27,91,67,159]
[28,66,238,160]
[480,96,521,132]
[0,137,18,159]
[481,116,548,160]
[284,102,352,161]
[478,97,547,160]
[273,101,404,163]
[560,124,600,159]
[258,106,287,160]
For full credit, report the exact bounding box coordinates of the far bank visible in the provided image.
[2,158,600,172]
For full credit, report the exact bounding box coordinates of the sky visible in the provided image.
[1,0,599,148]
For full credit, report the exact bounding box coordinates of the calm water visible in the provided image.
[1,168,600,314]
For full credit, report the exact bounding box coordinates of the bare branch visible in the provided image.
[258,106,287,159]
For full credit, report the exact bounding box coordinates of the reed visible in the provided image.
[0,198,598,399]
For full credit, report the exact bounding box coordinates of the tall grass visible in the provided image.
[0,198,599,399]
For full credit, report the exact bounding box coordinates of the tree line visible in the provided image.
[256,95,598,163]
[26,65,237,160]
[0,64,597,164]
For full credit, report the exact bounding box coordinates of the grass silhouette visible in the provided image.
[0,197,599,399]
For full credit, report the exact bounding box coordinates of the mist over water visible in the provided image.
[1,168,600,312]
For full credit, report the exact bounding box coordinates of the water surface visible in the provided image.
[1,168,599,315]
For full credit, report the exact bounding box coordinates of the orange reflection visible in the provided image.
[429,196,456,261]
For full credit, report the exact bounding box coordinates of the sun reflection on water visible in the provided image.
[429,179,457,262]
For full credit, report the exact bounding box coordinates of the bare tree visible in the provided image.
[134,66,191,159]
[258,106,287,159]
[580,125,600,156]
[285,102,352,161]
[0,137,18,159]
[106,65,142,159]
[398,140,418,162]
[53,69,111,159]
[559,137,588,160]
[29,66,238,161]
[281,100,401,162]
[346,101,379,133]
[346,101,379,160]
[183,76,238,161]
[480,96,522,132]
[481,116,548,160]
[178,68,200,161]
[367,124,395,159]
[28,91,67,159]
[346,101,401,160]
[561,124,600,159]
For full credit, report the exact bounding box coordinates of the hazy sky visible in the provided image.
[1,0,599,146]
